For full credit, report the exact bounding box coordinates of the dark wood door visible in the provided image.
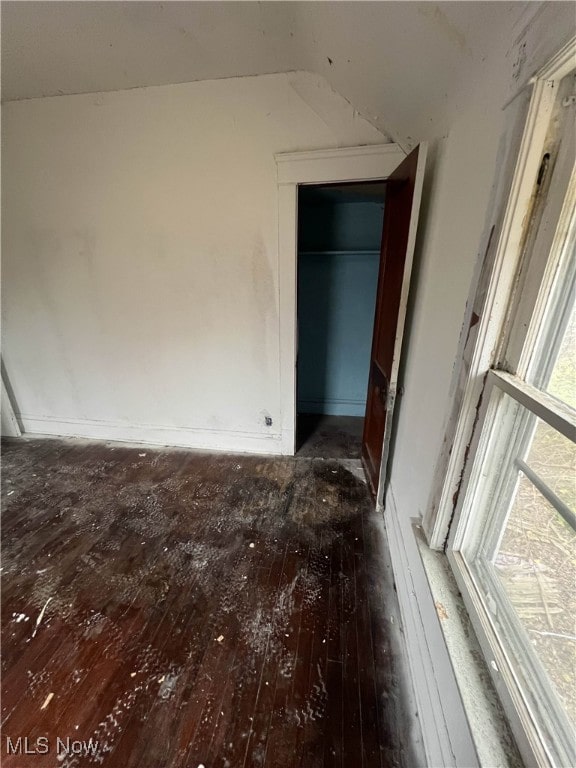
[362,144,427,498]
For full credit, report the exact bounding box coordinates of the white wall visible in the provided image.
[385,3,575,522]
[387,110,506,518]
[3,1,572,498]
[1,71,386,453]
[379,11,575,764]
[2,2,535,152]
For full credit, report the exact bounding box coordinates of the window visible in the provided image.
[446,68,575,766]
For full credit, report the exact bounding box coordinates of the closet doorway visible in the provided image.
[296,182,386,459]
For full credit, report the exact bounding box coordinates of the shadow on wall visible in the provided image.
[1,359,23,436]
[296,185,385,418]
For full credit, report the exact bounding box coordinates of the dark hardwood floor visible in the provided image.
[1,438,422,767]
[296,416,363,460]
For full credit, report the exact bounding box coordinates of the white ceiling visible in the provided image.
[1,1,545,146]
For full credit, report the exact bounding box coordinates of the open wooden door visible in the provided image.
[362,144,427,499]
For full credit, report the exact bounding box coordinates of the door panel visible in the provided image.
[363,360,387,486]
[362,144,427,498]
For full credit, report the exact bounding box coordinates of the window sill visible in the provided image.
[414,524,523,768]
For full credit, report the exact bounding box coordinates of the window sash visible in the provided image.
[449,364,576,768]
[489,370,576,442]
[448,545,575,768]
[450,370,576,552]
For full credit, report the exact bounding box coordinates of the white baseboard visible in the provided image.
[18,414,284,456]
[383,486,479,768]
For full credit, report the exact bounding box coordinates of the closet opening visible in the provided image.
[296,181,387,459]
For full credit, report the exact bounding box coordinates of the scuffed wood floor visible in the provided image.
[1,438,422,767]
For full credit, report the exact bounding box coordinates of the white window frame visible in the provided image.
[429,42,576,768]
[424,39,576,550]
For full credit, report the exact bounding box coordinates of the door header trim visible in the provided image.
[275,143,405,186]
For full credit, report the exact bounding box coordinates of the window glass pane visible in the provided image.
[525,184,576,410]
[495,478,576,726]
[524,419,576,510]
[546,297,576,410]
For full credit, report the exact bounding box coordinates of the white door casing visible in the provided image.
[275,143,406,457]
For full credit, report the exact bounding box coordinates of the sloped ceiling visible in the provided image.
[1,1,545,147]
